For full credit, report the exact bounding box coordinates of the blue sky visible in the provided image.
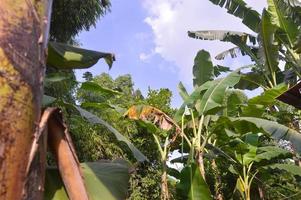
[76,0,267,107]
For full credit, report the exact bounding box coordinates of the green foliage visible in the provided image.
[197,72,240,115]
[73,73,176,199]
[75,106,148,162]
[259,9,279,84]
[44,160,130,200]
[128,164,161,200]
[50,0,111,43]
[44,69,77,103]
[267,0,299,47]
[47,42,115,69]
[177,162,212,200]
[192,50,215,87]
[208,0,261,32]
[68,115,126,161]
[45,1,301,199]
[146,88,175,116]
[223,89,248,117]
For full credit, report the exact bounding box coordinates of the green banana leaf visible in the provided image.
[258,10,280,77]
[268,0,298,47]
[248,84,288,106]
[47,42,115,69]
[263,163,301,176]
[233,117,301,154]
[44,160,130,200]
[174,79,219,122]
[235,71,266,90]
[178,82,189,101]
[254,146,292,162]
[208,0,261,32]
[81,102,115,110]
[193,50,215,87]
[213,65,231,77]
[80,82,122,96]
[223,89,247,117]
[176,162,212,200]
[198,72,241,115]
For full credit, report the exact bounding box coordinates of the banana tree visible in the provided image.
[174,48,301,198]
[176,79,301,199]
[0,1,53,199]
[188,0,301,90]
[124,105,182,200]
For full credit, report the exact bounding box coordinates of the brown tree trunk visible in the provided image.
[161,162,170,200]
[0,1,51,199]
[48,110,89,200]
[211,159,223,200]
[196,151,206,181]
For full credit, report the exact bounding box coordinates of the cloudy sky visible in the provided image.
[77,0,267,107]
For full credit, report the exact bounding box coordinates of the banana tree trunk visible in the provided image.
[161,161,170,200]
[211,159,223,200]
[196,151,206,181]
[0,1,52,199]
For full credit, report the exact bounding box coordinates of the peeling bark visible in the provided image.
[161,162,170,200]
[0,1,51,199]
[48,109,89,200]
[196,151,206,181]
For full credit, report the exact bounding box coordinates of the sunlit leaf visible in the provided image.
[248,84,288,106]
[258,10,280,77]
[125,105,181,132]
[198,72,241,115]
[47,42,115,69]
[268,0,299,47]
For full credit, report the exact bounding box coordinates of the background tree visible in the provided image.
[71,72,176,199]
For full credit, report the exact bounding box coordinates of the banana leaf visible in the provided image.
[47,42,115,69]
[44,160,130,200]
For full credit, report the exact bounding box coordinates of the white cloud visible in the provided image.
[142,0,267,85]
[139,52,154,62]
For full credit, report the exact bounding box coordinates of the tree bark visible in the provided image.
[161,162,170,200]
[211,159,223,200]
[196,151,206,181]
[0,1,51,199]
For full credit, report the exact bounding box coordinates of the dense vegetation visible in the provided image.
[40,0,301,199]
[1,0,301,199]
